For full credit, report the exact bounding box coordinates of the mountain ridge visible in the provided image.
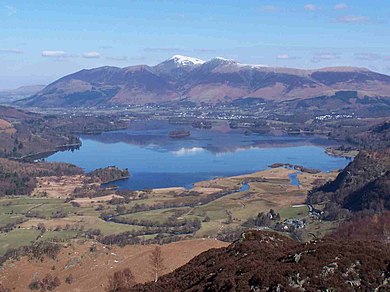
[17,55,390,107]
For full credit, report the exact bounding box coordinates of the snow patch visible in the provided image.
[170,55,205,66]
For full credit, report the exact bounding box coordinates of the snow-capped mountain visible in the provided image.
[17,55,390,107]
[169,55,205,66]
[154,55,206,79]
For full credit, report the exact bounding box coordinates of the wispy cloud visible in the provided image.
[194,48,218,53]
[304,4,319,11]
[143,47,183,53]
[335,15,370,24]
[99,45,112,50]
[4,5,16,16]
[105,56,145,63]
[0,48,23,54]
[276,54,298,60]
[41,50,74,58]
[106,56,128,62]
[334,3,348,10]
[354,53,390,62]
[82,51,100,59]
[354,53,381,61]
[258,5,294,13]
[311,52,341,63]
[259,5,282,13]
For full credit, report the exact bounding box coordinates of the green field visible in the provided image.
[0,229,40,255]
[0,167,335,255]
[279,205,308,220]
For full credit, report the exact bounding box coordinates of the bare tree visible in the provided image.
[106,268,135,292]
[149,246,165,282]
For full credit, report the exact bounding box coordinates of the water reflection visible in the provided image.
[84,120,338,155]
[47,120,350,190]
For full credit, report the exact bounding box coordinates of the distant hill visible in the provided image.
[16,55,390,108]
[0,85,45,104]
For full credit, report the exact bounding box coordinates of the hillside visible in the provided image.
[134,230,390,291]
[17,56,390,108]
[307,148,390,219]
[0,239,227,292]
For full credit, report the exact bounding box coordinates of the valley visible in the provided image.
[0,166,337,254]
[1,1,390,290]
[0,63,389,291]
[0,162,340,291]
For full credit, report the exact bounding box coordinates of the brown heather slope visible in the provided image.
[0,239,227,292]
[134,230,390,291]
[327,211,390,243]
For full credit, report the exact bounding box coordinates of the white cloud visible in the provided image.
[4,5,16,16]
[318,53,339,59]
[258,5,294,13]
[336,15,370,23]
[82,51,100,59]
[276,54,297,60]
[195,48,218,53]
[311,53,341,63]
[304,4,318,11]
[99,45,112,50]
[354,53,381,61]
[0,48,23,54]
[106,56,128,62]
[334,3,348,10]
[143,47,183,53]
[259,5,280,13]
[354,54,390,62]
[41,50,69,58]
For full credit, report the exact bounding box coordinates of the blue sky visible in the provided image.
[0,0,389,89]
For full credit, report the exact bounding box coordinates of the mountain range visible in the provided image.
[17,55,390,107]
[0,85,45,104]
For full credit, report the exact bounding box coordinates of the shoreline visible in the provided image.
[100,175,131,186]
[31,126,351,192]
[325,147,359,158]
[10,143,82,162]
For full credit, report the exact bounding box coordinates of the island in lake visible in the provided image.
[169,130,191,138]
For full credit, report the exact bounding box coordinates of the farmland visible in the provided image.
[0,167,338,255]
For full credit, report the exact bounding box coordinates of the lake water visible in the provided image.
[47,120,351,190]
[288,172,301,186]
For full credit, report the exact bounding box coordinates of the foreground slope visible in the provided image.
[134,230,390,291]
[0,239,227,292]
[17,56,390,107]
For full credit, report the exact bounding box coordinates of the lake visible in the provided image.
[47,120,351,190]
